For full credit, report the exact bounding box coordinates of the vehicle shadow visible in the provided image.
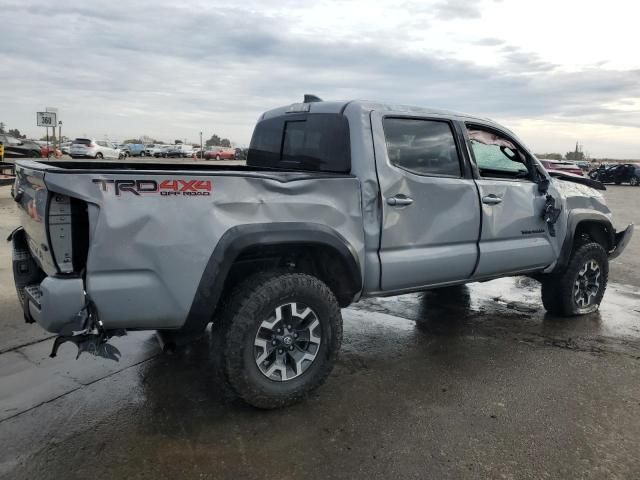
[412,285,474,336]
[138,325,249,418]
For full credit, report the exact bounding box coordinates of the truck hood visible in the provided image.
[552,176,611,216]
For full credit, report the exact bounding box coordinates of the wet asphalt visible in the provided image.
[0,184,639,479]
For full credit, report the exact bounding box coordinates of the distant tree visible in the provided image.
[174,139,183,145]
[566,151,585,161]
[536,153,563,160]
[220,138,231,148]
[7,128,26,139]
[123,138,143,144]
[205,134,221,147]
[0,122,5,134]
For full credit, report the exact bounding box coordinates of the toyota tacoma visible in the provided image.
[9,97,633,408]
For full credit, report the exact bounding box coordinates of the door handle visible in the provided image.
[482,194,502,205]
[387,195,414,207]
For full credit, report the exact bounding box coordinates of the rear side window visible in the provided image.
[247,114,351,173]
[383,118,461,177]
[73,138,92,146]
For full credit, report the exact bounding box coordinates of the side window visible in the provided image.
[383,118,461,177]
[467,127,531,180]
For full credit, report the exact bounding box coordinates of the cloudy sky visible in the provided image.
[1,0,639,158]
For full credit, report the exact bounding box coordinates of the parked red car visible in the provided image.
[539,159,584,176]
[204,147,236,160]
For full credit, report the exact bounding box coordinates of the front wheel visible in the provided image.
[630,176,639,186]
[541,242,608,316]
[221,273,343,409]
[95,152,103,159]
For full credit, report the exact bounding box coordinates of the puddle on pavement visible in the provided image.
[352,277,640,341]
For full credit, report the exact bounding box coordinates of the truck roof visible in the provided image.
[261,99,496,124]
[259,99,514,139]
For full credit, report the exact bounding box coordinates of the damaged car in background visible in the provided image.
[9,97,633,409]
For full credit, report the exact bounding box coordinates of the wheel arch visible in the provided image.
[555,211,615,271]
[181,222,362,336]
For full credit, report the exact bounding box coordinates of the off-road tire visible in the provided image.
[541,242,608,316]
[221,272,342,409]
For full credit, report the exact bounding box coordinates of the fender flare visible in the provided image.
[554,210,615,271]
[180,222,362,335]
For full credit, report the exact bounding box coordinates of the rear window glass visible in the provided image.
[247,114,351,173]
[73,139,92,145]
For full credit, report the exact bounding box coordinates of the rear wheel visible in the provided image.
[95,152,103,159]
[215,154,221,161]
[541,242,608,316]
[221,273,342,409]
[140,151,146,157]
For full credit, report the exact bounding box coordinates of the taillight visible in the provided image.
[48,194,73,273]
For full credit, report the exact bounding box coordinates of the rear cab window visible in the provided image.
[247,113,351,173]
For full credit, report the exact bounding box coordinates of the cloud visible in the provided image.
[433,0,483,20]
[474,37,504,46]
[0,0,638,157]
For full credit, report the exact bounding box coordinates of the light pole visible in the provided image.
[199,131,203,161]
[58,121,62,155]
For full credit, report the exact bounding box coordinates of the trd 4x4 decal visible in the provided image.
[92,179,212,196]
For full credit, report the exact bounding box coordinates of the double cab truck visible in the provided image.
[10,97,633,408]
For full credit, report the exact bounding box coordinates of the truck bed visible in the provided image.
[12,159,365,332]
[15,159,353,182]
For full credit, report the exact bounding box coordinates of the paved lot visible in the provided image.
[0,182,639,479]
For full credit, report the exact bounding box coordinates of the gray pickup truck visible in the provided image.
[10,97,633,408]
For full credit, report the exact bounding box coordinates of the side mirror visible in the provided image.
[538,177,550,193]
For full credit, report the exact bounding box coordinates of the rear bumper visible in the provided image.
[11,228,85,333]
[609,224,634,260]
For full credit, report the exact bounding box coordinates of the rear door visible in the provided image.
[372,111,481,292]
[463,124,555,277]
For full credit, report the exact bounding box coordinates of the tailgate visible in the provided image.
[13,163,76,276]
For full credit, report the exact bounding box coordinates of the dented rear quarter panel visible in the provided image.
[41,170,365,330]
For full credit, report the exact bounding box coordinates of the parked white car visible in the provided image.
[69,138,121,159]
[145,144,168,156]
[177,144,194,157]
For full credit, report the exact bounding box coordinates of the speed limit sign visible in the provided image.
[37,111,57,127]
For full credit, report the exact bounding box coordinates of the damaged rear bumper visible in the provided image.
[609,224,634,260]
[11,227,86,333]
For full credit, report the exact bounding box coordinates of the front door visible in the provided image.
[372,112,481,292]
[463,124,556,278]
